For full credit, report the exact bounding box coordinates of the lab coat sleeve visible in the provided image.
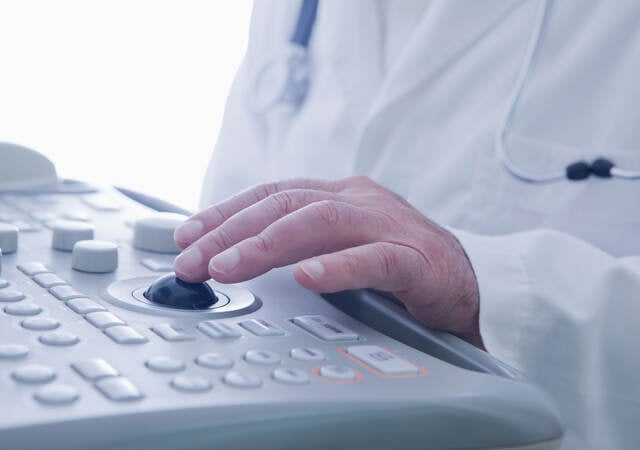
[451,227,640,447]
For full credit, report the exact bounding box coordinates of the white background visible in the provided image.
[0,0,253,212]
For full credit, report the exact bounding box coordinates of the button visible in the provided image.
[4,301,42,316]
[62,210,90,222]
[290,347,326,362]
[0,278,9,288]
[95,377,144,401]
[72,358,119,380]
[238,319,285,337]
[21,317,60,331]
[66,298,105,314]
[17,262,50,276]
[82,194,121,211]
[244,350,281,366]
[49,285,87,301]
[34,384,80,405]
[318,365,358,381]
[198,321,241,339]
[39,331,80,346]
[72,240,118,273]
[0,223,19,254]
[150,323,196,342]
[146,356,185,373]
[133,213,188,254]
[222,371,262,389]
[346,345,420,375]
[141,258,174,272]
[272,368,310,385]
[292,315,359,342]
[51,220,95,251]
[170,375,212,393]
[195,352,234,369]
[0,343,29,359]
[33,272,67,288]
[12,364,57,384]
[0,288,26,302]
[104,326,148,344]
[85,311,125,329]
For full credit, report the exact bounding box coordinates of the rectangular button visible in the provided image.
[49,285,87,301]
[72,358,119,380]
[238,319,285,337]
[198,321,241,339]
[33,273,67,288]
[346,345,419,375]
[104,326,148,344]
[85,311,125,329]
[292,315,359,342]
[95,377,144,401]
[151,323,196,341]
[67,298,106,314]
[17,262,50,276]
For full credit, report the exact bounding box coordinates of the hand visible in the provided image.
[173,176,483,347]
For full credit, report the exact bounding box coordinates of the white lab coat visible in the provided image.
[201,1,640,448]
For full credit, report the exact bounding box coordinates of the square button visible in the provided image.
[72,358,119,380]
[151,323,196,342]
[95,377,144,401]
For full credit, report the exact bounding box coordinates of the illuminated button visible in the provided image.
[104,326,148,344]
[223,371,262,389]
[0,344,29,359]
[151,323,195,341]
[62,210,90,222]
[198,321,241,339]
[12,364,56,384]
[33,272,67,288]
[318,365,358,381]
[34,384,80,405]
[51,220,94,251]
[292,315,359,341]
[66,298,105,314]
[195,352,234,369]
[272,368,310,385]
[82,194,121,211]
[244,350,281,366]
[146,356,185,373]
[72,358,119,380]
[346,346,419,375]
[49,285,87,301]
[72,240,118,273]
[171,375,212,393]
[140,258,174,272]
[85,311,125,329]
[17,262,50,276]
[21,317,60,331]
[290,347,325,362]
[95,377,144,401]
[39,331,80,347]
[0,278,9,288]
[0,223,19,254]
[0,289,25,302]
[238,319,285,337]
[5,301,42,316]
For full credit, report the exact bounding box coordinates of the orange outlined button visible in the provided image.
[339,346,428,379]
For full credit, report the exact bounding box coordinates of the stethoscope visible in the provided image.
[252,0,640,182]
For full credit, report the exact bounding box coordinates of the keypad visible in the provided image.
[12,364,57,384]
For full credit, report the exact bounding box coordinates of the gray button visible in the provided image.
[17,262,50,276]
[272,368,310,385]
[0,223,19,254]
[171,375,212,393]
[22,317,60,331]
[12,364,57,384]
[238,319,285,337]
[85,311,125,329]
[140,258,174,272]
[292,315,359,342]
[222,371,262,389]
[150,323,195,342]
[66,298,105,314]
[318,365,358,381]
[62,210,90,222]
[198,321,241,339]
[49,285,87,301]
[0,289,25,302]
[51,220,94,251]
[346,345,420,375]
[32,273,67,288]
[95,377,144,401]
[290,347,326,362]
[0,278,9,288]
[5,301,42,316]
[133,214,186,254]
[146,356,185,373]
[72,240,119,273]
[0,344,29,359]
[104,326,148,344]
[244,350,281,366]
[195,352,234,369]
[72,358,119,380]
[39,331,80,347]
[34,384,80,405]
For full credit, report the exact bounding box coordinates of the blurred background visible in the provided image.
[0,0,253,212]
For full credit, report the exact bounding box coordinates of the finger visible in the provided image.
[174,189,341,282]
[173,178,342,248]
[206,200,389,283]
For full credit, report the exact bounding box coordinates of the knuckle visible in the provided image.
[373,243,398,278]
[203,226,235,252]
[312,200,342,228]
[251,232,276,254]
[338,252,360,276]
[269,191,297,216]
[255,182,280,202]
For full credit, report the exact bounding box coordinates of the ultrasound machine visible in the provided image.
[0,142,564,449]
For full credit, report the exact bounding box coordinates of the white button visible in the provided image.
[195,352,234,369]
[292,315,359,342]
[141,258,174,272]
[39,331,80,346]
[51,220,94,251]
[318,365,358,381]
[66,298,105,314]
[104,325,148,344]
[17,262,50,276]
[34,384,80,405]
[4,301,42,316]
[146,356,185,373]
[62,210,90,222]
[133,213,188,254]
[0,278,9,288]
[32,272,67,288]
[12,364,57,384]
[198,321,242,339]
[238,319,285,337]
[48,285,87,301]
[272,368,310,385]
[346,345,420,375]
[82,194,121,211]
[171,375,212,393]
[244,350,281,365]
[95,377,144,401]
[223,371,262,389]
[0,288,25,302]
[72,240,118,273]
[22,317,60,331]
[0,344,29,359]
[0,223,19,254]
[72,358,119,380]
[290,347,326,362]
[151,323,196,341]
[85,311,125,329]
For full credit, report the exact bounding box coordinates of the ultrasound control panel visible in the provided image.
[0,142,563,450]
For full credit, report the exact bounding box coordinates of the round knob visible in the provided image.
[0,223,19,254]
[72,240,118,273]
[133,213,188,254]
[51,220,94,251]
[143,273,217,310]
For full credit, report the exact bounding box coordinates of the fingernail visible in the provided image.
[174,220,203,243]
[210,247,240,274]
[300,260,325,280]
[173,246,203,275]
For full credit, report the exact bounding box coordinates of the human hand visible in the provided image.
[173,176,482,347]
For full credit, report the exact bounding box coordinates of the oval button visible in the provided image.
[0,344,29,359]
[4,301,42,316]
[22,317,61,331]
[170,375,212,393]
[272,368,310,385]
[39,331,80,347]
[244,350,281,366]
[12,364,57,384]
[146,356,186,373]
[195,352,234,369]
[34,384,80,405]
